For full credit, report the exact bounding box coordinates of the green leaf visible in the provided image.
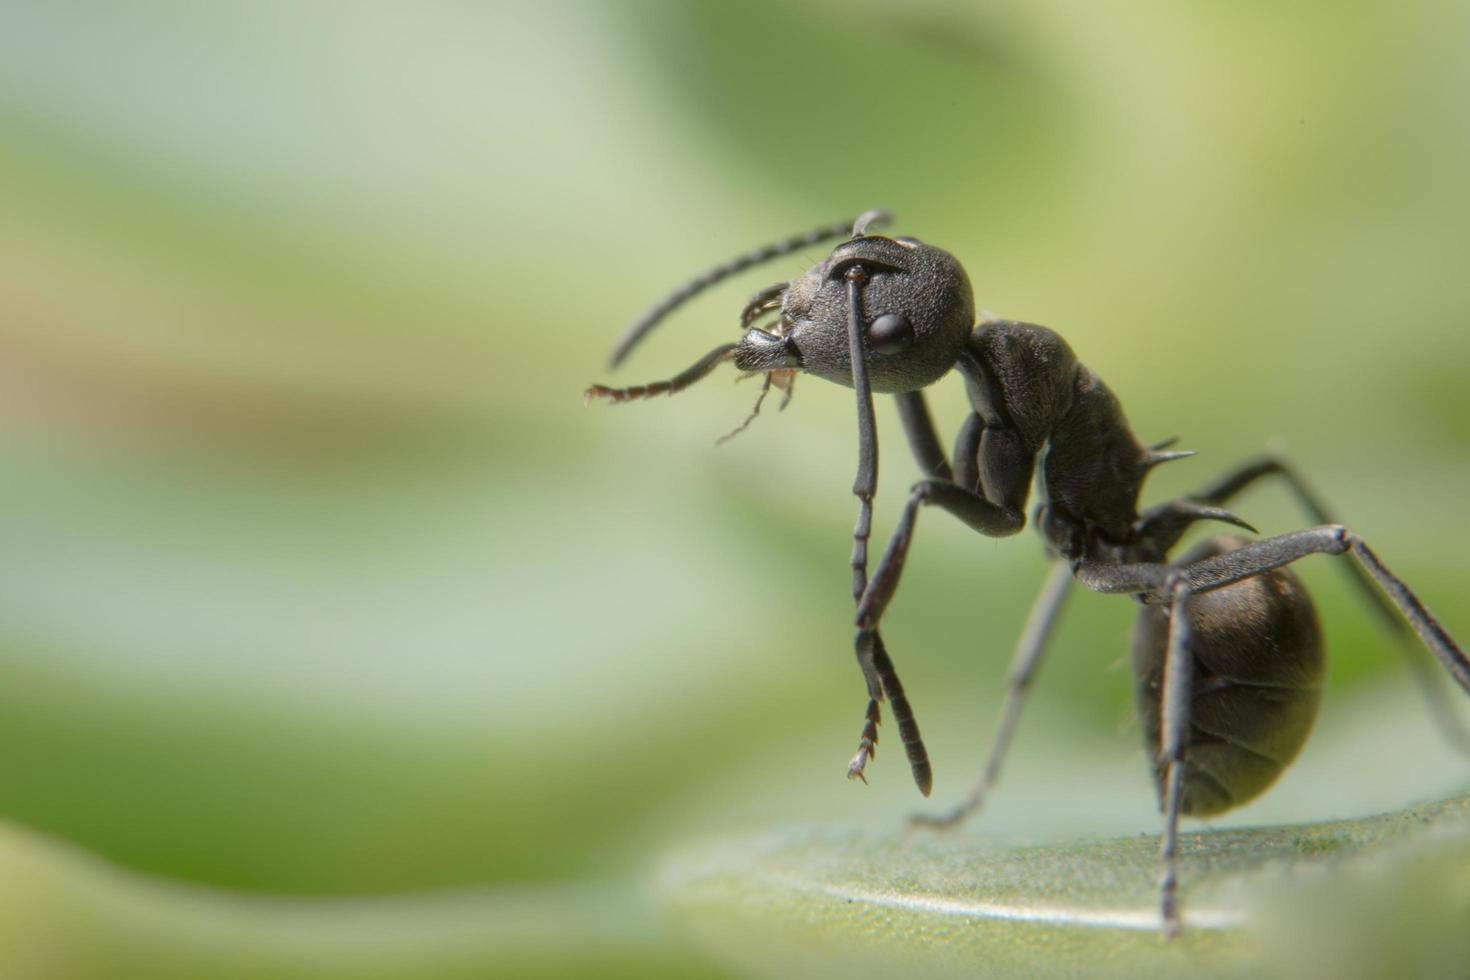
[659,793,1470,980]
[0,820,710,980]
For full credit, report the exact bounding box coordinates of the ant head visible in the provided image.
[590,213,975,421]
[738,234,975,393]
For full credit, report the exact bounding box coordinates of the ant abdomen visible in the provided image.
[1131,535,1325,816]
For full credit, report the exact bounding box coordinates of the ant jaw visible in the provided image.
[733,326,802,374]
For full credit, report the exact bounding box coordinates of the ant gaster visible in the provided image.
[584,211,1470,938]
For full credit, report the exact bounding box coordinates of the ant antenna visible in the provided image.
[584,342,738,404]
[607,211,892,369]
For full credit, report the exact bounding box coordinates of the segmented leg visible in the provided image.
[1188,452,1470,753]
[1075,524,1470,937]
[843,266,933,795]
[1077,526,1470,696]
[856,480,1026,633]
[851,388,960,792]
[1157,574,1194,939]
[893,390,953,482]
[1187,454,1398,628]
[911,559,1073,828]
[848,477,1024,794]
[848,403,1026,793]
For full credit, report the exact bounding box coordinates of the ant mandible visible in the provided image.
[584,210,1470,938]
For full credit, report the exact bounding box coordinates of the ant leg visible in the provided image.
[1081,525,1470,940]
[851,390,970,794]
[1394,619,1470,755]
[857,481,1027,631]
[846,271,885,750]
[1157,574,1194,939]
[1187,453,1399,628]
[1349,537,1470,694]
[1076,526,1470,695]
[852,410,1032,792]
[1071,558,1225,937]
[911,560,1073,828]
[843,267,933,795]
[850,478,1025,794]
[893,390,954,482]
[853,404,1000,791]
[855,632,931,794]
[1188,453,1470,753]
[1081,529,1467,938]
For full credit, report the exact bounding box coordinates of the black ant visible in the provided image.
[584,211,1470,938]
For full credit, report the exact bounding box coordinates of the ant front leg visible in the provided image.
[851,393,993,792]
[849,389,962,793]
[852,465,1028,797]
[851,412,1031,800]
[843,268,936,795]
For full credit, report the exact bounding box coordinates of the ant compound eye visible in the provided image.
[867,313,914,355]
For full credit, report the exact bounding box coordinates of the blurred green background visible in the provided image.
[1,1,1467,976]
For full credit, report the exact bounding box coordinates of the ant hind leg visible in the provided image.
[911,560,1073,829]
